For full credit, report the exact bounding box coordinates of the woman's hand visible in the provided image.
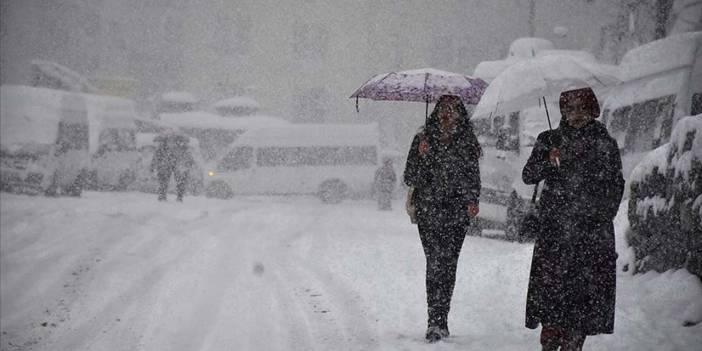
[467,203,479,218]
[548,148,561,167]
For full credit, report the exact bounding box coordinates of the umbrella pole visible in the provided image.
[543,96,553,131]
[425,99,429,124]
[356,96,359,113]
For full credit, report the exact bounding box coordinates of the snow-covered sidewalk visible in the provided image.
[1,192,700,350]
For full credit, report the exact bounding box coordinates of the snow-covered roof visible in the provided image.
[159,111,290,130]
[508,38,555,58]
[135,132,199,149]
[213,96,260,109]
[619,32,701,81]
[161,91,198,104]
[232,123,379,148]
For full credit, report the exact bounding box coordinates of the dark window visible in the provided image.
[256,146,377,167]
[610,106,631,133]
[56,121,89,154]
[96,128,136,156]
[217,147,253,172]
[692,92,702,115]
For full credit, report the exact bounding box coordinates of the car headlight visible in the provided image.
[208,171,215,177]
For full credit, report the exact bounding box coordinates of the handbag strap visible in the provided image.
[530,181,540,204]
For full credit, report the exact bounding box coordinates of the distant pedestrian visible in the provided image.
[374,157,397,210]
[403,94,482,342]
[522,87,624,351]
[150,132,194,202]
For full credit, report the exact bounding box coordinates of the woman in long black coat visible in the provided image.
[523,87,625,350]
[404,95,482,342]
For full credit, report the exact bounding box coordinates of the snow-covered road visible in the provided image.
[1,192,700,351]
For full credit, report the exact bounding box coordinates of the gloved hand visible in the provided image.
[406,187,417,224]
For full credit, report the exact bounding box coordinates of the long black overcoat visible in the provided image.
[523,120,624,335]
[404,119,481,226]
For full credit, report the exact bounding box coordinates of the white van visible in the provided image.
[205,124,380,203]
[601,31,702,179]
[1,85,143,195]
[1,86,90,195]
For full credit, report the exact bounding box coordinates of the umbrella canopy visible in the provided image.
[473,55,620,119]
[350,68,488,106]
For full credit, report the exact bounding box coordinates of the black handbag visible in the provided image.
[518,182,541,241]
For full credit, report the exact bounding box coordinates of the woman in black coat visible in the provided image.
[522,87,625,351]
[404,95,482,342]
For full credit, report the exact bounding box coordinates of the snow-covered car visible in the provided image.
[1,86,90,196]
[128,133,205,196]
[1,85,145,195]
[205,123,380,203]
[626,114,701,278]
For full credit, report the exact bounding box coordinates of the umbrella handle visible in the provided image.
[543,96,553,131]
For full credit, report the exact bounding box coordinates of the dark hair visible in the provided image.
[426,95,482,158]
[559,87,601,118]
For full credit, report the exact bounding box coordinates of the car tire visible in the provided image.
[318,179,348,204]
[205,180,233,199]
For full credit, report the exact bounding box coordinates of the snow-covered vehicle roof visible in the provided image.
[135,132,200,149]
[603,32,701,112]
[618,31,701,81]
[160,91,198,104]
[159,111,290,130]
[232,123,379,148]
[213,96,260,110]
[29,59,98,93]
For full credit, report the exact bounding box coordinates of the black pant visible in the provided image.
[417,216,467,328]
[157,169,188,200]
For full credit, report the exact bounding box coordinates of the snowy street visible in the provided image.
[1,192,700,351]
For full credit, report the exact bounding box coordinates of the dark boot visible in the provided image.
[425,326,442,343]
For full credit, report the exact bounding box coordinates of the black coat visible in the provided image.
[151,135,194,175]
[523,120,624,335]
[404,119,481,226]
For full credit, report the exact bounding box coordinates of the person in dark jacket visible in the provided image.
[404,94,482,342]
[150,132,194,202]
[522,87,625,351]
[374,157,397,210]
